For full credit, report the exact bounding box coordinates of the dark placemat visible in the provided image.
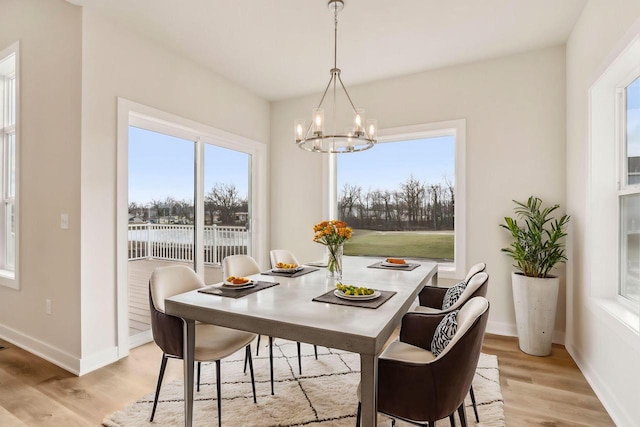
[261,267,319,278]
[367,261,420,271]
[198,281,279,299]
[312,289,397,309]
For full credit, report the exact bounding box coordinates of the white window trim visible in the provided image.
[325,119,466,280]
[588,31,640,334]
[116,98,268,357]
[0,41,19,290]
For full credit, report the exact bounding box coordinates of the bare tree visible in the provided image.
[207,183,243,225]
[401,175,425,225]
[338,183,362,221]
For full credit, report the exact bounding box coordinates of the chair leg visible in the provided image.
[297,341,302,375]
[449,413,456,426]
[246,345,257,404]
[216,360,222,427]
[256,335,261,356]
[355,402,361,427]
[269,336,274,395]
[314,345,318,359]
[196,361,201,392]
[457,403,468,427]
[149,353,168,422]
[469,385,479,422]
[392,419,396,426]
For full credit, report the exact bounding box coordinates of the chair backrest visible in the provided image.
[148,265,204,358]
[150,265,204,313]
[463,262,486,283]
[269,249,300,268]
[377,297,490,422]
[222,254,261,278]
[435,296,489,360]
[445,272,489,312]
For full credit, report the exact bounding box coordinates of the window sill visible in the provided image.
[0,269,18,290]
[594,297,639,334]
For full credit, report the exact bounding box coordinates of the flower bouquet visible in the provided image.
[313,220,352,279]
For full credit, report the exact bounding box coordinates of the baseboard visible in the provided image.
[0,323,81,375]
[78,345,119,376]
[129,329,153,349]
[487,320,565,345]
[566,342,636,427]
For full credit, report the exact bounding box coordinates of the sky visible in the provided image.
[128,127,249,205]
[129,126,454,205]
[628,76,640,157]
[337,136,455,194]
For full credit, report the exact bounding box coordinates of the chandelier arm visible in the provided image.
[337,73,359,113]
[315,74,336,110]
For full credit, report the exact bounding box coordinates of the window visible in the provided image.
[619,75,640,304]
[0,42,18,289]
[331,120,466,279]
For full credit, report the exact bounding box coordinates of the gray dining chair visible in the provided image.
[222,254,282,394]
[269,249,320,372]
[355,297,490,427]
[148,264,257,426]
[415,266,488,423]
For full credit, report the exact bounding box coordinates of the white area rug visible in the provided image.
[104,340,504,427]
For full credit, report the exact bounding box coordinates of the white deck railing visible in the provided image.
[128,223,248,265]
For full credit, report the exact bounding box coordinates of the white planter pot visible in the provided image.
[511,272,559,356]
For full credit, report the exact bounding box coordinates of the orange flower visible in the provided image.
[312,220,352,247]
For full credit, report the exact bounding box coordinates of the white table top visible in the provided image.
[165,256,437,355]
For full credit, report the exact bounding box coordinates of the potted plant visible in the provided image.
[500,196,570,356]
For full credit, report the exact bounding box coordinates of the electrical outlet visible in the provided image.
[46,299,51,315]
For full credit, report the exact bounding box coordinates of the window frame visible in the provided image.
[116,97,267,356]
[326,119,466,279]
[616,70,640,306]
[0,41,19,290]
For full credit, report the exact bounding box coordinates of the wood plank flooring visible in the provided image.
[0,334,614,426]
[127,259,224,336]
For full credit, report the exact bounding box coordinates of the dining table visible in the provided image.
[164,255,438,427]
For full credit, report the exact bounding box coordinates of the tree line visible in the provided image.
[338,175,454,231]
[129,183,248,226]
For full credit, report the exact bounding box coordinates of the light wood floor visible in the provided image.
[0,334,614,426]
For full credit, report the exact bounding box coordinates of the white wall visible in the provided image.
[271,46,567,337]
[80,10,271,371]
[0,0,83,370]
[566,1,640,425]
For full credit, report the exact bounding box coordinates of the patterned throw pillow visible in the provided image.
[431,310,460,356]
[442,281,466,310]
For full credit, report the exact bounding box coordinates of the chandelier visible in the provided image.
[295,0,377,153]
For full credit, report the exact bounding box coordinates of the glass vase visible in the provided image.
[327,244,343,280]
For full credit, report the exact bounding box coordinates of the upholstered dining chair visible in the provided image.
[269,249,300,267]
[269,249,320,373]
[355,297,490,427]
[148,265,257,426]
[414,269,488,422]
[222,254,281,394]
[416,264,487,314]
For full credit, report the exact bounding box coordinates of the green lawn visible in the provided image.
[344,229,454,261]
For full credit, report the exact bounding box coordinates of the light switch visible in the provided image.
[61,213,69,229]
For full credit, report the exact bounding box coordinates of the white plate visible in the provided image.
[222,280,255,289]
[272,266,303,273]
[334,289,381,301]
[381,261,410,268]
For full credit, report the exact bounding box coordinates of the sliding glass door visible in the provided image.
[126,125,253,347]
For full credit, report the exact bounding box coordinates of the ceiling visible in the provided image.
[68,0,587,101]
